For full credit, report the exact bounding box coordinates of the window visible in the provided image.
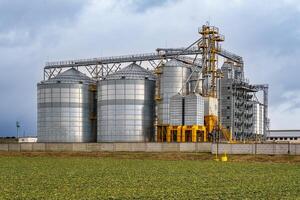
[226,126,230,129]
[226,116,230,119]
[227,87,230,90]
[280,138,283,140]
[227,96,230,100]
[227,106,230,109]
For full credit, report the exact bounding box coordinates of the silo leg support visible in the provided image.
[182,126,186,143]
[166,126,171,143]
[177,126,181,142]
[192,125,197,142]
[201,126,207,142]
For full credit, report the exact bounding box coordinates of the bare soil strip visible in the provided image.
[0,151,299,163]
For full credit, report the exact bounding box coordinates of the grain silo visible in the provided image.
[185,93,204,126]
[157,59,191,125]
[37,68,96,142]
[169,94,184,126]
[97,63,156,142]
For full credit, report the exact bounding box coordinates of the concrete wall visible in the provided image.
[0,143,299,155]
[0,143,211,153]
[211,143,300,155]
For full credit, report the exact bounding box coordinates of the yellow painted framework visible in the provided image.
[204,115,218,134]
[182,125,207,142]
[157,122,233,143]
[166,126,182,142]
[199,24,224,98]
[156,125,168,142]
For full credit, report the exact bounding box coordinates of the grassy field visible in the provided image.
[0,153,299,199]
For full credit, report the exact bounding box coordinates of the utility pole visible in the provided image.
[16,121,20,138]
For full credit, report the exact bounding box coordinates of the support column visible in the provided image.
[192,125,197,142]
[177,126,182,142]
[182,126,186,142]
[166,126,171,143]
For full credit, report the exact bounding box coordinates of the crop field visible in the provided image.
[0,152,299,199]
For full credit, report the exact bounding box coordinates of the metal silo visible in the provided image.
[97,63,156,142]
[37,68,96,142]
[169,94,184,126]
[185,93,204,126]
[157,59,191,125]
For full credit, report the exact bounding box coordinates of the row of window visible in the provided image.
[269,137,299,141]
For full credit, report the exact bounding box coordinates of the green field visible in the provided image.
[0,153,299,199]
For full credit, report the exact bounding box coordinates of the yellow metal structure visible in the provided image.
[166,126,182,142]
[205,115,234,143]
[198,24,224,98]
[221,152,228,162]
[166,126,171,142]
[182,125,207,142]
[181,126,186,142]
[156,125,168,142]
[204,115,218,134]
[158,122,233,143]
[154,63,163,101]
[176,126,182,142]
[155,24,235,144]
[219,125,233,143]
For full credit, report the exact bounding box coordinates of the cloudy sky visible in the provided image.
[1,0,300,136]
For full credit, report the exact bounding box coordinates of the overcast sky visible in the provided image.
[1,0,300,136]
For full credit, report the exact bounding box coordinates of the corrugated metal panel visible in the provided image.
[252,102,264,135]
[37,68,96,143]
[169,94,184,126]
[97,63,156,142]
[185,93,204,125]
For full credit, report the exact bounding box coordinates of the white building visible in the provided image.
[267,130,300,143]
[18,137,37,143]
[253,102,264,135]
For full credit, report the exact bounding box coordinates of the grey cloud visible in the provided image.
[127,0,176,12]
[0,0,88,47]
[0,0,90,136]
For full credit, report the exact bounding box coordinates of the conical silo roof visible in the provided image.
[164,59,187,67]
[41,68,95,84]
[105,63,156,80]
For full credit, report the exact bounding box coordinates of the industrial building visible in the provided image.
[267,130,300,143]
[219,61,267,141]
[37,24,269,143]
